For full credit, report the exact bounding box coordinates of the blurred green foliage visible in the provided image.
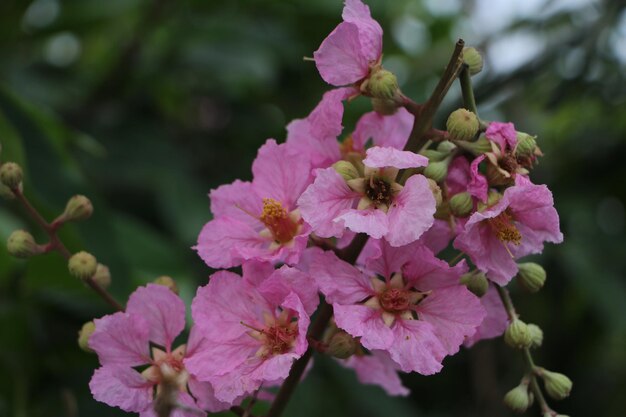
[0,0,625,416]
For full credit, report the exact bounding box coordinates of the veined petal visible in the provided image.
[314,22,370,86]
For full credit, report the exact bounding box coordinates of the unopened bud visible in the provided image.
[503,383,531,413]
[437,141,457,153]
[0,162,23,189]
[421,149,448,162]
[527,323,543,348]
[504,319,533,349]
[450,192,473,217]
[362,68,400,100]
[7,230,42,258]
[427,178,443,207]
[539,369,572,400]
[327,331,358,359]
[423,160,449,183]
[463,47,483,76]
[68,251,98,280]
[446,109,479,141]
[454,136,492,155]
[460,270,489,297]
[332,161,360,181]
[479,190,503,211]
[371,98,399,115]
[153,276,179,294]
[515,132,538,157]
[78,321,96,352]
[92,264,111,289]
[517,262,546,293]
[0,183,16,200]
[62,195,93,222]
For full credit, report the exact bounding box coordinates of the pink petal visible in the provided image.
[242,259,275,287]
[188,376,234,413]
[89,365,152,412]
[280,291,311,356]
[257,266,319,315]
[252,139,312,210]
[298,167,359,238]
[342,0,383,63]
[415,286,486,355]
[336,208,389,239]
[363,146,428,169]
[185,337,260,379]
[419,219,456,255]
[486,122,517,151]
[388,320,445,374]
[341,350,409,396]
[506,183,563,245]
[126,284,186,348]
[468,155,488,202]
[446,156,471,196]
[353,109,413,151]
[385,174,436,246]
[314,22,370,86]
[334,304,394,350]
[364,238,415,279]
[307,247,374,304]
[402,245,468,289]
[89,313,150,367]
[209,180,263,228]
[464,286,509,347]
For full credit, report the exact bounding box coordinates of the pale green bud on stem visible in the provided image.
[450,192,473,217]
[505,319,533,349]
[424,158,451,183]
[463,47,483,76]
[153,276,179,294]
[61,195,94,223]
[68,251,98,280]
[460,270,489,297]
[78,321,96,352]
[453,136,492,155]
[437,141,457,153]
[332,161,360,181]
[371,98,399,115]
[503,381,531,413]
[420,150,448,162]
[0,162,23,189]
[0,183,16,200]
[527,323,544,348]
[7,230,44,258]
[515,132,538,157]
[517,262,546,293]
[536,368,572,400]
[446,109,479,141]
[361,68,400,100]
[92,264,111,289]
[326,331,358,359]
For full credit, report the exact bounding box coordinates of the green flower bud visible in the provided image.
[92,264,111,289]
[78,321,96,352]
[423,160,449,183]
[153,276,179,294]
[332,161,360,181]
[326,331,358,359]
[0,183,16,200]
[421,149,448,162]
[446,109,479,141]
[450,192,473,218]
[437,141,457,153]
[477,190,503,212]
[503,383,531,413]
[504,319,533,349]
[527,323,543,348]
[371,98,399,115]
[460,270,489,297]
[539,369,572,400]
[362,68,400,100]
[62,195,94,222]
[515,132,537,157]
[0,162,23,189]
[517,262,546,293]
[463,47,483,76]
[68,251,98,280]
[7,230,43,258]
[454,136,492,156]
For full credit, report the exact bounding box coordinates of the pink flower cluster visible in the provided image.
[87,1,563,415]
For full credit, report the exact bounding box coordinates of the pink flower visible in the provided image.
[446,155,488,203]
[352,108,414,151]
[314,0,383,86]
[88,284,230,416]
[184,265,317,403]
[195,139,312,268]
[485,121,517,152]
[454,179,564,285]
[298,146,435,246]
[464,286,509,347]
[308,240,485,374]
[340,350,409,396]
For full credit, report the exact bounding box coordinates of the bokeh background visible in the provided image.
[1,0,625,416]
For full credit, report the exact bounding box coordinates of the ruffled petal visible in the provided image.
[464,285,509,347]
[209,180,263,227]
[353,109,413,151]
[468,155,488,202]
[89,313,150,367]
[314,22,370,86]
[387,320,445,374]
[89,365,152,412]
[257,266,319,315]
[336,208,389,239]
[334,304,394,350]
[341,350,409,396]
[342,0,383,62]
[363,146,428,169]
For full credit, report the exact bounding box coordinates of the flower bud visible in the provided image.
[539,369,572,400]
[454,136,492,156]
[326,331,358,359]
[516,262,546,293]
[515,132,537,157]
[450,192,473,217]
[446,109,479,141]
[463,47,483,76]
[437,141,457,153]
[153,276,179,294]
[504,319,533,349]
[421,149,448,162]
[0,162,23,189]
[68,251,98,280]
[0,183,16,200]
[362,68,400,100]
[423,160,449,183]
[62,195,93,222]
[332,161,360,181]
[7,230,43,258]
[527,323,543,348]
[78,321,96,352]
[92,264,111,289]
[460,270,489,297]
[503,383,531,413]
[371,98,399,115]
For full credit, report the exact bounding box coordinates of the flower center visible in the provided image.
[142,345,188,392]
[499,153,519,174]
[488,210,522,246]
[379,288,411,313]
[365,177,393,207]
[259,198,300,244]
[261,322,298,356]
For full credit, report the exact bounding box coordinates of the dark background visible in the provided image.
[0,0,625,416]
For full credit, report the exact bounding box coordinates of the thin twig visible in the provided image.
[459,65,478,115]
